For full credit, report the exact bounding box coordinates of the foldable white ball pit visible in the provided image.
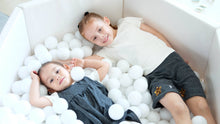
[0,0,219,123]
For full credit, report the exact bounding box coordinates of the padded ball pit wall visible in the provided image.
[0,0,219,123]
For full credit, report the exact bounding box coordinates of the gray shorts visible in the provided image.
[145,52,206,108]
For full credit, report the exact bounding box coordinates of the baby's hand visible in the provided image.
[30,71,40,82]
[71,58,84,68]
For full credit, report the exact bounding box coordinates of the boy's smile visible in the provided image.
[82,18,117,47]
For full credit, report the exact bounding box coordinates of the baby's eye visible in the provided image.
[93,36,97,41]
[56,69,59,74]
[98,28,101,32]
[50,79,54,83]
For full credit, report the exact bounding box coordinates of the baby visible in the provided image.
[29,58,141,124]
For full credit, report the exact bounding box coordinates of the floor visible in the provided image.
[0,0,30,33]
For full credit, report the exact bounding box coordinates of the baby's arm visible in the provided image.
[140,23,173,48]
[29,71,52,108]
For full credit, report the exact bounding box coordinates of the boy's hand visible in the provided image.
[30,71,40,82]
[71,58,84,68]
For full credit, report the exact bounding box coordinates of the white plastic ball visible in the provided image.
[21,93,29,101]
[140,119,149,124]
[158,120,170,124]
[119,121,130,124]
[125,86,134,97]
[69,38,82,49]
[159,108,172,121]
[108,67,122,79]
[116,98,130,110]
[75,119,84,124]
[29,108,45,123]
[49,49,58,60]
[13,100,31,115]
[81,39,94,48]
[106,78,120,90]
[108,88,123,102]
[52,98,68,114]
[170,118,175,124]
[11,80,24,95]
[70,48,84,59]
[108,104,124,120]
[102,58,113,68]
[44,36,58,49]
[71,67,85,81]
[138,103,150,118]
[56,48,70,60]
[18,66,30,79]
[127,91,142,106]
[74,30,84,41]
[119,74,133,88]
[81,46,92,57]
[22,77,32,93]
[27,59,41,72]
[60,110,77,124]
[142,91,152,105]
[117,59,130,73]
[24,56,37,66]
[133,77,148,92]
[57,41,69,49]
[147,111,160,123]
[128,65,143,79]
[46,114,61,124]
[128,106,141,118]
[34,44,52,63]
[63,32,75,42]
[40,84,48,96]
[192,115,207,124]
[34,44,48,55]
[43,106,56,119]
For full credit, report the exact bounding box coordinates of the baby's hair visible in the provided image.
[38,61,63,95]
[38,61,63,84]
[78,12,117,37]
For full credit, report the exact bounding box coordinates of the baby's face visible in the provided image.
[82,18,116,47]
[40,63,73,92]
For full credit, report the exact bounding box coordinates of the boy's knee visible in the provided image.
[196,100,209,112]
[171,102,189,115]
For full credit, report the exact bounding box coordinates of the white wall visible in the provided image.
[0,7,30,96]
[18,0,123,50]
[123,0,218,77]
[206,29,220,123]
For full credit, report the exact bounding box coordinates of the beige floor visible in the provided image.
[0,0,30,16]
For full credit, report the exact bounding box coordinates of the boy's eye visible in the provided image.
[56,69,59,74]
[98,28,101,32]
[50,79,54,83]
[93,36,97,41]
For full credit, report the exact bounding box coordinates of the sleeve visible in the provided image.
[117,17,143,28]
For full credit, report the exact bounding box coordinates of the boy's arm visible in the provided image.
[29,71,52,108]
[84,59,109,81]
[140,23,173,48]
[73,58,109,81]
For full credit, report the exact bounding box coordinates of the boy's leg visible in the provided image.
[160,92,192,124]
[186,96,216,124]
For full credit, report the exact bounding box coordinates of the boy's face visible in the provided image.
[40,63,73,92]
[82,18,116,47]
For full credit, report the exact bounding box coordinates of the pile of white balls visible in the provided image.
[0,30,208,124]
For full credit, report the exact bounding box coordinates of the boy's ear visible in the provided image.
[103,16,110,25]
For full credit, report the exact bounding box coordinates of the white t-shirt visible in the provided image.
[96,17,174,75]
